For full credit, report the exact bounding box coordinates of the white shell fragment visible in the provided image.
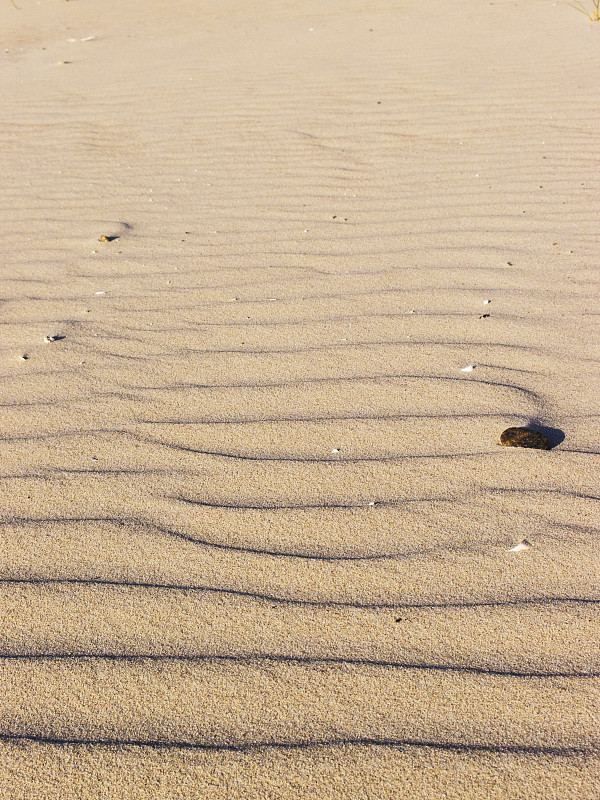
[460,364,476,372]
[331,448,340,453]
[509,540,532,552]
[483,299,491,304]
[95,291,107,295]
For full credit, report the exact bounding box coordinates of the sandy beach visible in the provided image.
[1,0,599,797]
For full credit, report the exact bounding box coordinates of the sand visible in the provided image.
[1,0,599,797]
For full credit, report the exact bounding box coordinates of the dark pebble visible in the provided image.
[499,427,551,450]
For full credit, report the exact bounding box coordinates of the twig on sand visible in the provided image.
[565,0,600,21]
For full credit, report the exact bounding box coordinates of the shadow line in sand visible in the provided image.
[2,503,599,561]
[0,652,598,680]
[0,733,595,757]
[0,515,494,562]
[2,577,599,612]
[124,372,543,400]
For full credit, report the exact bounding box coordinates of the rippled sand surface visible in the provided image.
[1,0,599,797]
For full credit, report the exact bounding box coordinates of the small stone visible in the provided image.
[499,427,550,450]
[509,540,532,552]
[20,354,29,360]
[479,313,491,319]
[43,335,59,343]
[99,235,118,242]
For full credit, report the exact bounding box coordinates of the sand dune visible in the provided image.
[1,0,599,797]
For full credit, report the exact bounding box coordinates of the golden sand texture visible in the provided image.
[1,0,599,797]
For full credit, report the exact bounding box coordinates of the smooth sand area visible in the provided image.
[1,0,599,797]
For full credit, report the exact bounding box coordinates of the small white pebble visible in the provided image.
[368,501,375,506]
[268,298,278,302]
[43,335,59,343]
[460,364,476,372]
[331,448,340,453]
[95,291,107,295]
[509,540,532,552]
[483,299,491,305]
